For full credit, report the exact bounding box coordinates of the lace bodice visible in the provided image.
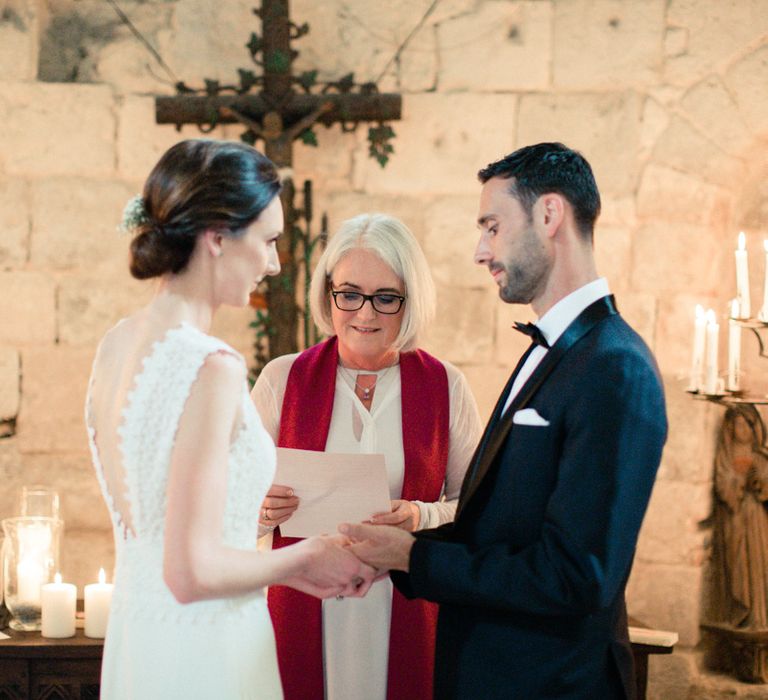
[85,323,276,620]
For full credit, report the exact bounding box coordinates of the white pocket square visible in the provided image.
[512,408,550,426]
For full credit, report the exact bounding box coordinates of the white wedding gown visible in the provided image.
[86,322,282,699]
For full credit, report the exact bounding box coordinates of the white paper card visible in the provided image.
[274,447,391,538]
[0,631,10,640]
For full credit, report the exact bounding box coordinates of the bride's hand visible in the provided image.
[287,535,376,598]
[259,484,299,528]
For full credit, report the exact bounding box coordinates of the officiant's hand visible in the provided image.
[286,535,376,599]
[339,522,414,572]
[369,499,420,531]
[259,484,300,527]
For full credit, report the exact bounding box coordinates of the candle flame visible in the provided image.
[54,572,62,585]
[738,231,746,250]
[98,567,106,585]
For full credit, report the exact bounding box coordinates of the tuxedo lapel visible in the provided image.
[456,295,618,518]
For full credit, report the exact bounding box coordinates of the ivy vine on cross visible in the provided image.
[154,0,402,374]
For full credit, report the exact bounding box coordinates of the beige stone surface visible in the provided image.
[459,362,513,424]
[438,1,551,91]
[680,76,756,159]
[292,126,358,192]
[665,0,768,87]
[421,195,487,289]
[353,93,517,195]
[64,528,115,593]
[0,0,41,81]
[0,271,56,345]
[636,480,710,567]
[0,346,20,419]
[117,96,205,182]
[423,285,495,365]
[16,345,93,454]
[0,83,115,178]
[636,164,732,228]
[725,43,768,141]
[211,304,264,362]
[594,224,632,294]
[630,222,726,296]
[0,177,30,268]
[58,274,153,346]
[651,116,748,188]
[30,178,135,273]
[553,0,664,89]
[517,92,642,198]
[659,373,719,484]
[614,291,657,351]
[626,562,702,646]
[638,97,671,159]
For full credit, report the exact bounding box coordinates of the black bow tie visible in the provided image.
[513,321,550,349]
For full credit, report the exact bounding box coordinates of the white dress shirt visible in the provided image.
[502,278,611,415]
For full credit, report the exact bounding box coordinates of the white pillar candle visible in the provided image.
[688,304,706,391]
[16,558,45,606]
[727,300,741,392]
[84,568,113,638]
[704,309,720,394]
[760,240,768,322]
[41,573,76,638]
[735,231,751,319]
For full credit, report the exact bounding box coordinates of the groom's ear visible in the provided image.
[201,230,225,258]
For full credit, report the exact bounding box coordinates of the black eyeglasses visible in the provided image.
[330,288,406,314]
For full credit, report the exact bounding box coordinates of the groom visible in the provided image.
[342,142,668,699]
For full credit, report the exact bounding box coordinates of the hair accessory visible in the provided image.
[117,194,150,236]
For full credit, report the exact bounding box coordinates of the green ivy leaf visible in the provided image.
[204,79,220,96]
[299,128,318,147]
[246,32,262,56]
[296,70,318,92]
[336,72,354,93]
[238,69,257,92]
[265,49,291,73]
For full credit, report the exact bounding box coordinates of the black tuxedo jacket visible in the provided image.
[393,296,667,699]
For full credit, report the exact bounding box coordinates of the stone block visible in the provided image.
[30,178,135,274]
[659,370,719,484]
[438,1,551,91]
[680,76,756,158]
[0,83,115,178]
[353,93,517,195]
[651,116,748,189]
[637,164,732,228]
[117,95,206,182]
[17,345,94,454]
[725,44,768,141]
[636,480,710,567]
[292,0,438,92]
[630,222,726,296]
[647,651,701,700]
[615,292,657,351]
[517,93,642,198]
[594,224,632,294]
[459,363,514,424]
[0,271,56,344]
[293,125,358,192]
[58,274,153,346]
[626,562,702,646]
[0,346,20,419]
[421,196,488,289]
[553,0,664,89]
[598,196,637,228]
[0,177,30,268]
[0,438,23,517]
[0,0,41,81]
[423,285,495,365]
[665,0,768,87]
[164,1,271,86]
[639,97,670,159]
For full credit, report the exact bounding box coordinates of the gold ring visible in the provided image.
[263,509,270,521]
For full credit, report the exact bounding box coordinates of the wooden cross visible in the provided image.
[155,0,402,360]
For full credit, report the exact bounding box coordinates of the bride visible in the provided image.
[85,139,374,699]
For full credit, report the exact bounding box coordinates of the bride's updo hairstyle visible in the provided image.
[129,139,281,280]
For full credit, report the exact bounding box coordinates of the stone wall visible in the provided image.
[0,1,766,696]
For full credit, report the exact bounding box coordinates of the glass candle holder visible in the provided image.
[1,517,62,631]
[20,485,60,520]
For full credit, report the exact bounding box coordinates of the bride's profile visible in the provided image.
[85,139,374,699]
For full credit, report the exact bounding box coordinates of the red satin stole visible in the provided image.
[268,336,449,700]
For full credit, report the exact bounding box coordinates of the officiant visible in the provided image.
[251,212,482,700]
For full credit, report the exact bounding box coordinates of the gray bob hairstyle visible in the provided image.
[309,213,436,353]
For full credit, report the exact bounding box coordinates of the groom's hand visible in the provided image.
[339,522,415,573]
